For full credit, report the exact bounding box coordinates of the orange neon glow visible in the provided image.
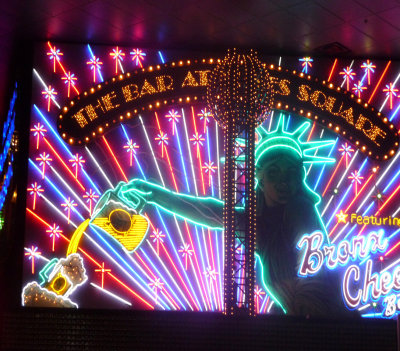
[368,61,391,104]
[327,58,337,82]
[102,136,128,182]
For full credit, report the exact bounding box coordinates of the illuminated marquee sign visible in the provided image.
[59,61,399,160]
[24,42,400,319]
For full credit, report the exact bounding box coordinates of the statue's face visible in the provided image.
[258,154,303,206]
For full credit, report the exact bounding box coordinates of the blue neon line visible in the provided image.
[120,124,146,180]
[326,185,352,227]
[214,229,223,311]
[158,51,165,64]
[389,102,400,121]
[155,208,202,311]
[33,105,101,195]
[389,228,400,240]
[343,224,358,241]
[87,44,104,82]
[175,125,190,192]
[89,226,169,309]
[326,157,369,227]
[383,167,400,193]
[360,72,367,86]
[194,225,214,311]
[139,247,185,310]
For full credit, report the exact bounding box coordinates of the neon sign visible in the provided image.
[58,62,398,161]
[23,42,400,318]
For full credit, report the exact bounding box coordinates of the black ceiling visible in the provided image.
[2,0,400,117]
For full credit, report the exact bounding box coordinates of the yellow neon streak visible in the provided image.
[67,219,90,256]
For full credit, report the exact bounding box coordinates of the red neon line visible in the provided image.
[322,155,344,197]
[47,41,80,95]
[107,272,154,309]
[368,61,391,104]
[262,296,270,314]
[144,213,199,310]
[385,240,400,257]
[327,58,338,82]
[192,107,206,195]
[184,220,212,311]
[207,229,221,310]
[329,173,374,238]
[154,112,179,192]
[159,284,181,310]
[134,252,178,309]
[43,137,86,191]
[27,208,50,227]
[376,182,400,216]
[27,207,153,309]
[161,241,200,311]
[306,122,316,142]
[345,173,374,213]
[102,136,128,182]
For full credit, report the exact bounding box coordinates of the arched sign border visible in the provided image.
[58,59,399,160]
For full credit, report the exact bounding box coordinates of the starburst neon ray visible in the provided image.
[47,45,63,73]
[383,83,399,109]
[33,70,61,110]
[130,48,146,68]
[61,197,77,224]
[33,105,101,193]
[27,182,44,210]
[25,246,41,274]
[61,71,77,98]
[120,125,146,179]
[299,56,313,73]
[339,142,355,168]
[140,247,183,309]
[179,243,193,270]
[123,139,139,167]
[109,46,125,74]
[361,60,376,85]
[197,108,212,133]
[349,170,364,195]
[36,153,52,179]
[41,85,58,112]
[46,224,62,251]
[69,153,85,178]
[154,131,169,157]
[139,116,165,187]
[150,201,202,310]
[352,81,366,98]
[202,161,217,186]
[87,56,103,83]
[154,112,179,192]
[30,123,47,149]
[83,189,98,216]
[150,228,165,255]
[95,262,111,288]
[339,66,356,91]
[165,109,181,135]
[89,227,166,308]
[28,208,156,309]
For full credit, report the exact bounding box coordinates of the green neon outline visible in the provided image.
[38,258,59,285]
[255,253,287,314]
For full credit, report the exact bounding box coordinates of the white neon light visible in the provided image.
[90,283,132,306]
